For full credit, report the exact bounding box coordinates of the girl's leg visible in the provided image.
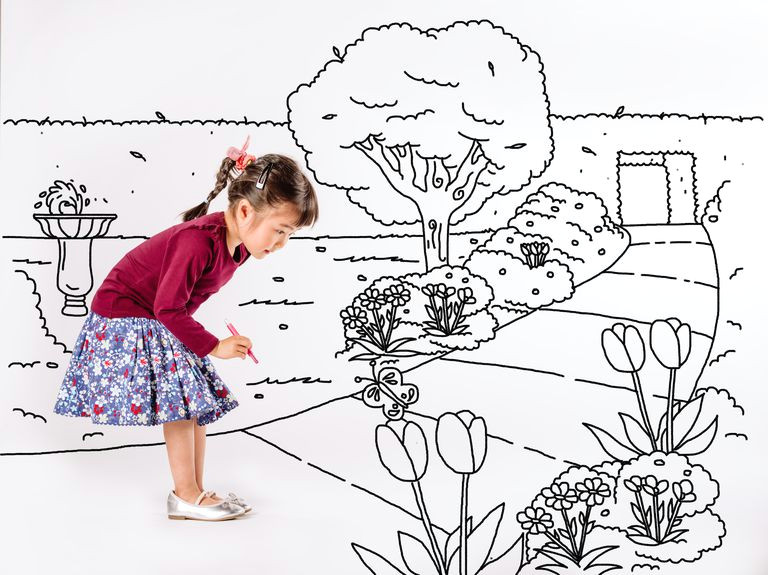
[163,416,218,505]
[193,419,222,501]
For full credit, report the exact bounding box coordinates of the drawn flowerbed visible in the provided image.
[336,181,629,362]
[347,314,742,574]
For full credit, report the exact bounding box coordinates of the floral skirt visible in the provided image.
[53,311,239,426]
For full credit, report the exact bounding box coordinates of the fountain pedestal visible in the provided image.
[33,214,117,317]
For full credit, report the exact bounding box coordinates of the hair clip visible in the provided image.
[256,162,273,190]
[226,136,256,171]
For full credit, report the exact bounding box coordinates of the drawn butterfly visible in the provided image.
[361,365,419,420]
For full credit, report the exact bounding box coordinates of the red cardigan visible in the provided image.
[91,211,249,357]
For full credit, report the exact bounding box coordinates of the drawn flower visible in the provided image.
[456,287,476,304]
[358,288,387,311]
[436,410,487,474]
[375,420,428,482]
[602,323,645,372]
[641,475,669,497]
[672,479,697,503]
[541,481,578,510]
[650,317,692,369]
[340,305,368,329]
[517,506,554,534]
[384,284,411,307]
[623,475,643,493]
[575,477,611,506]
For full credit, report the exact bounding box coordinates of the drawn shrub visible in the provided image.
[604,452,725,563]
[340,266,498,360]
[464,249,574,310]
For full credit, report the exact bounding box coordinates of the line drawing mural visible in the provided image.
[1,11,766,575]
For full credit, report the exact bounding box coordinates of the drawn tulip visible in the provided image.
[601,323,645,372]
[376,419,446,574]
[436,410,487,474]
[375,420,427,482]
[651,317,692,452]
[601,323,656,449]
[436,410,487,575]
[650,318,691,369]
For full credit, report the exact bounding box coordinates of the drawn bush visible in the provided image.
[464,182,627,311]
[509,182,628,281]
[464,249,574,311]
[339,266,498,360]
[597,452,725,563]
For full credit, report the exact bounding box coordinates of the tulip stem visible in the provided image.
[665,368,677,452]
[460,473,469,575]
[630,371,657,450]
[412,481,446,575]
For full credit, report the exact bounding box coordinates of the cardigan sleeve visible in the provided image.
[153,229,220,357]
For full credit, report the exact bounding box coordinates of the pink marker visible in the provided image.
[224,318,259,364]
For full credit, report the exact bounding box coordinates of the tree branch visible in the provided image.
[447,140,490,210]
[352,135,422,200]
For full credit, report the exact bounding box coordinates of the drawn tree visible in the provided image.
[287,20,554,270]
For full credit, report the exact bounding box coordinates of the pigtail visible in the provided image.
[180,157,236,221]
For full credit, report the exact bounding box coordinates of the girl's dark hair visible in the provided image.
[180,153,319,228]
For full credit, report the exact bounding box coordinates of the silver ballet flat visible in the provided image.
[167,489,245,521]
[211,490,252,513]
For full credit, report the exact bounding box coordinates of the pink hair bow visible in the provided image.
[226,136,256,171]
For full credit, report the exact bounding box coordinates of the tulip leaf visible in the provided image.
[476,534,525,574]
[676,416,718,455]
[398,531,440,575]
[447,503,505,575]
[618,412,654,453]
[444,517,473,564]
[352,542,408,575]
[583,423,641,462]
[671,395,705,447]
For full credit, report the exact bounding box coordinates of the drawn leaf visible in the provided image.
[615,106,625,117]
[670,394,705,446]
[505,143,527,150]
[676,417,718,455]
[384,350,421,357]
[476,534,525,574]
[630,503,644,524]
[583,423,640,462]
[447,503,504,575]
[618,412,654,453]
[352,542,408,575]
[398,531,439,575]
[569,517,577,536]
[626,533,658,546]
[155,111,166,121]
[658,503,665,524]
[351,353,379,361]
[581,146,596,156]
[350,337,384,354]
[444,517,472,570]
[663,529,689,542]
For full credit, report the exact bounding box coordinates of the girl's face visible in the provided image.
[233,199,301,259]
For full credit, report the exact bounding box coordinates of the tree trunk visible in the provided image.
[420,207,451,271]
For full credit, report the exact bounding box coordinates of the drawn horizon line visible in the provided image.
[1,110,763,127]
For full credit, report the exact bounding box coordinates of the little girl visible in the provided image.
[53,137,319,521]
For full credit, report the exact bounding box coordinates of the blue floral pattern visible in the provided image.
[54,312,238,426]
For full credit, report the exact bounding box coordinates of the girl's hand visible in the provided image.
[210,335,253,360]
